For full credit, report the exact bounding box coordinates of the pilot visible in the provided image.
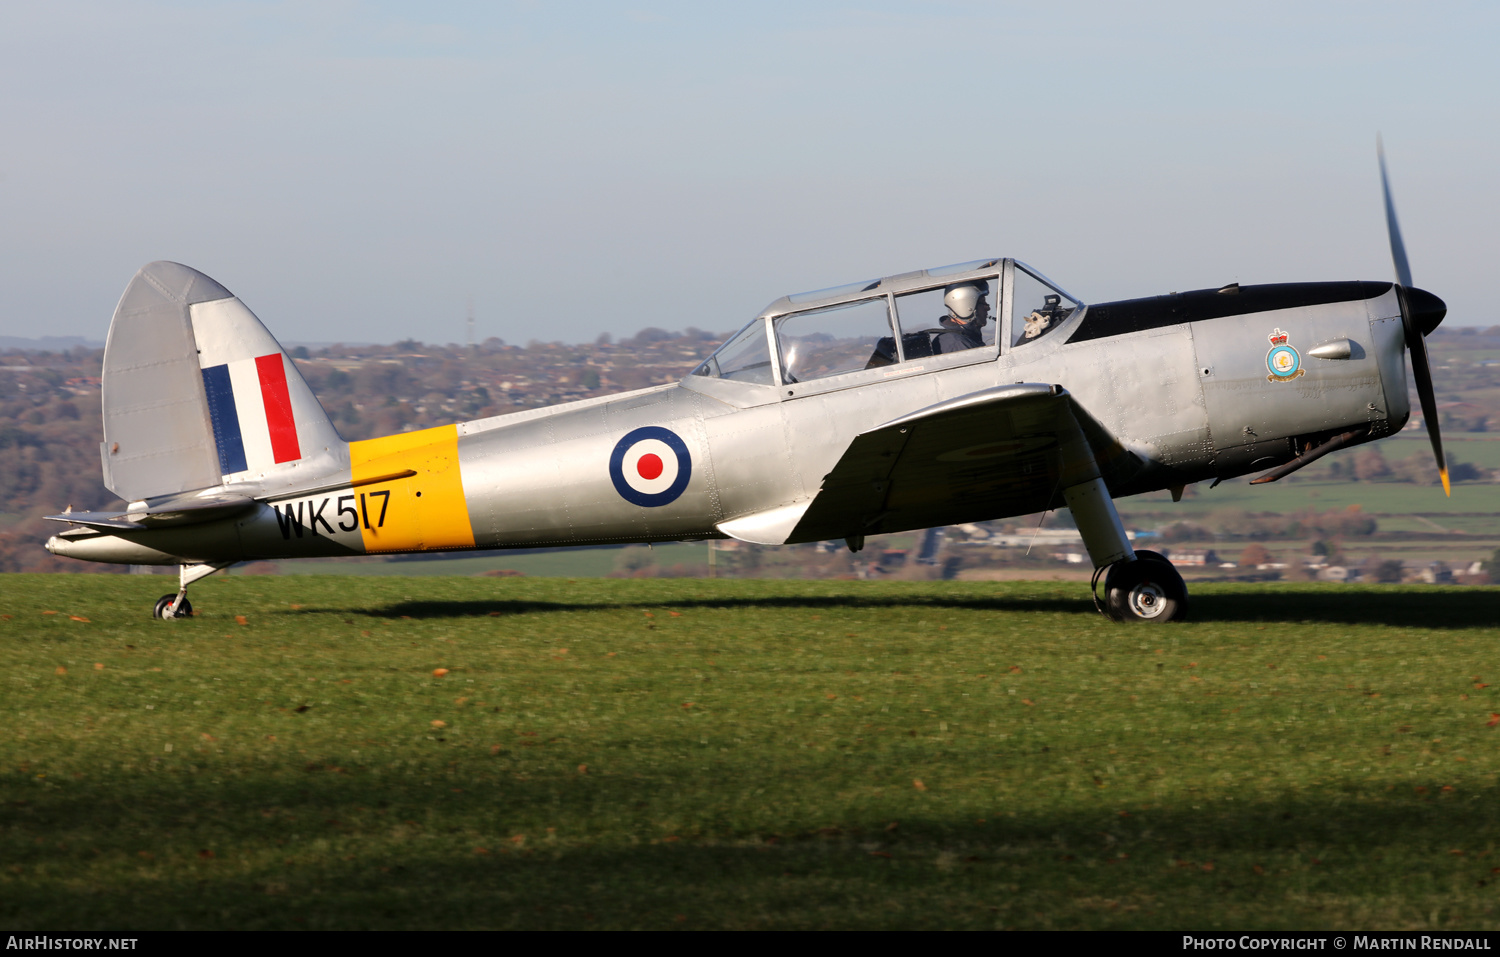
[931,281,990,355]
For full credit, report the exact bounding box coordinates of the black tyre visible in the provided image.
[152,594,192,619]
[1104,557,1187,623]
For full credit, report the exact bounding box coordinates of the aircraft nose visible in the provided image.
[1406,286,1446,336]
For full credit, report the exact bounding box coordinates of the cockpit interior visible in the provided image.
[692,259,1079,389]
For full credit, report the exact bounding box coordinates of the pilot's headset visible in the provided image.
[943,281,989,325]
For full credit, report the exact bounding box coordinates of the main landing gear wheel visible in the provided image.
[152,595,192,620]
[1101,550,1188,623]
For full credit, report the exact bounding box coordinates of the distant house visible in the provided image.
[1165,548,1218,566]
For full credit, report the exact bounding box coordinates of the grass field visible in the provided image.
[3,574,1499,930]
[1119,477,1500,519]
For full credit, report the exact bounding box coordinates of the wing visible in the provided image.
[784,383,1139,544]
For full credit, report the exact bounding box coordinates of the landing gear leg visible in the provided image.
[151,562,235,620]
[1064,477,1189,623]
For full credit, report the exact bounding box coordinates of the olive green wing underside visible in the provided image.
[787,383,1135,543]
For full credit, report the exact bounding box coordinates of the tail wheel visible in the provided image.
[1103,555,1187,623]
[153,595,193,620]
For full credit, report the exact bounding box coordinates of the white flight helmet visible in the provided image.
[943,281,989,321]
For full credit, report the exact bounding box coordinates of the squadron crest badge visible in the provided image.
[1265,328,1304,382]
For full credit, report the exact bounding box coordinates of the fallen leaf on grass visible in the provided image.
[1476,683,1490,690]
[663,835,680,843]
[54,666,66,676]
[577,764,588,774]
[42,611,57,616]
[1021,699,1035,706]
[1488,714,1500,727]
[669,612,682,618]
[1253,864,1265,875]
[69,616,89,623]
[290,604,303,610]
[1450,849,1466,855]
[1009,665,1022,674]
[200,733,216,741]
[1416,786,1429,794]
[509,835,525,846]
[431,720,447,729]
[826,693,837,700]
[94,663,103,671]
[913,779,927,791]
[198,849,215,859]
[235,615,248,625]
[681,702,695,710]
[432,668,450,677]
[474,847,489,855]
[885,821,899,832]
[137,851,153,860]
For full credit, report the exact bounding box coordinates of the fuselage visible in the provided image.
[47,260,1413,566]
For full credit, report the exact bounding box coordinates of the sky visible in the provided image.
[0,1,1495,346]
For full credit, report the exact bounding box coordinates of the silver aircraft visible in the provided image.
[45,149,1449,622]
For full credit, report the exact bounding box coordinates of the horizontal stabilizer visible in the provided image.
[46,492,256,531]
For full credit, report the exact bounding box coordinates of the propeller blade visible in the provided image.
[1378,135,1414,288]
[1398,286,1449,495]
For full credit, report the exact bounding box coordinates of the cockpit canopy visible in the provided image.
[692,259,1080,387]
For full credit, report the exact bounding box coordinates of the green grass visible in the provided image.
[3,574,1499,930]
[1120,477,1500,518]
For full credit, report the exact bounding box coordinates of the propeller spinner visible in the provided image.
[1378,137,1450,495]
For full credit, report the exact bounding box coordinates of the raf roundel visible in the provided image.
[609,426,692,507]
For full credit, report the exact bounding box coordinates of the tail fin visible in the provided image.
[102,261,345,501]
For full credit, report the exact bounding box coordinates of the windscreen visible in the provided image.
[692,319,775,385]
